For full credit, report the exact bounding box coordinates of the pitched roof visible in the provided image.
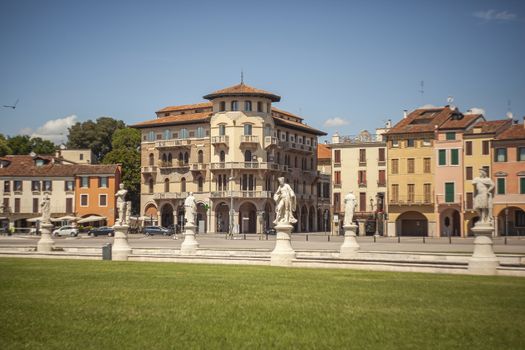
[156,102,212,114]
[272,107,303,121]
[464,119,512,136]
[494,122,525,141]
[0,155,120,177]
[439,114,484,130]
[317,143,331,159]
[386,107,457,135]
[272,115,327,136]
[203,83,281,102]
[132,112,212,128]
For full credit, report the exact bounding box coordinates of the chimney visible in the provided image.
[403,110,408,119]
[523,116,525,128]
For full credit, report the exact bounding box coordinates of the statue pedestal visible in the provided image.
[37,223,55,252]
[468,224,499,275]
[271,223,295,266]
[340,224,360,258]
[112,224,131,261]
[181,223,199,255]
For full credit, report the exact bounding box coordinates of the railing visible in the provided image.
[210,162,282,171]
[141,166,158,173]
[158,161,189,168]
[281,141,313,152]
[210,191,272,199]
[436,194,463,205]
[377,181,386,187]
[190,163,207,171]
[211,136,229,145]
[358,182,367,187]
[264,136,279,148]
[240,135,259,143]
[154,192,188,200]
[389,195,433,205]
[155,139,191,148]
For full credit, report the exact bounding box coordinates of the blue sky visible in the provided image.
[1,0,524,143]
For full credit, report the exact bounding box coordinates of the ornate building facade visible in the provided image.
[133,82,326,234]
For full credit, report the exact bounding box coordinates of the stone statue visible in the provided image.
[184,192,197,226]
[343,192,357,226]
[115,183,128,225]
[273,177,297,225]
[125,201,132,225]
[40,194,51,224]
[472,168,494,225]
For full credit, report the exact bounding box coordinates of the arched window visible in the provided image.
[148,131,155,141]
[149,153,154,166]
[168,153,172,164]
[245,101,252,112]
[217,175,222,191]
[179,128,188,139]
[243,124,252,136]
[257,101,263,112]
[162,153,167,163]
[164,178,170,192]
[244,150,252,162]
[183,152,189,164]
[220,150,225,162]
[181,177,186,193]
[148,178,154,194]
[198,177,203,192]
[218,124,226,136]
[178,152,184,164]
[219,101,226,112]
[231,100,239,111]
[198,150,204,163]
[196,126,205,138]
[264,124,272,137]
[164,129,171,140]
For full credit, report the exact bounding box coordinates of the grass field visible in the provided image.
[0,258,524,349]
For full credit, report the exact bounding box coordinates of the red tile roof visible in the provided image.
[387,107,463,135]
[0,156,120,177]
[464,119,512,136]
[494,122,525,141]
[317,143,331,159]
[203,83,281,102]
[156,102,212,114]
[272,107,303,121]
[439,114,484,130]
[132,112,212,128]
[273,115,327,136]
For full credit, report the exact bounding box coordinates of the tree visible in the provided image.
[30,137,56,155]
[67,117,125,161]
[7,135,32,155]
[102,128,141,214]
[0,134,12,156]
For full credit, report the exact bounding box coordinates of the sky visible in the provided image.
[1,0,524,144]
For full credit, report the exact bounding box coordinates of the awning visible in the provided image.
[77,215,107,224]
[51,216,79,222]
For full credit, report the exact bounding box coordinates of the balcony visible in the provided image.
[158,161,190,169]
[282,141,313,153]
[210,162,282,171]
[141,166,158,173]
[210,191,272,199]
[155,139,191,149]
[436,194,462,206]
[190,163,208,172]
[358,182,367,188]
[154,192,188,200]
[240,135,259,145]
[211,135,229,147]
[389,195,433,206]
[377,181,386,187]
[264,136,279,149]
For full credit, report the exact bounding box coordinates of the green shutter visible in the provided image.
[438,150,446,165]
[451,149,459,165]
[446,132,455,140]
[497,178,505,195]
[445,183,454,203]
[520,177,525,194]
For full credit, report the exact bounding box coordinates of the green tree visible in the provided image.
[102,128,141,213]
[30,137,56,155]
[67,117,125,161]
[7,135,32,155]
[0,134,12,156]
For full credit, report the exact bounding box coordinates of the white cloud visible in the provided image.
[26,115,78,144]
[323,117,349,128]
[473,10,517,21]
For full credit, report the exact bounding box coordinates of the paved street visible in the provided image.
[2,233,525,254]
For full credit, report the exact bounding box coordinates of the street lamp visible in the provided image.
[229,176,234,239]
[505,207,509,245]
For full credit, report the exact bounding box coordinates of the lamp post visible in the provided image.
[229,176,234,239]
[505,207,509,245]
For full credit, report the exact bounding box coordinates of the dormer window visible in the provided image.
[245,101,252,112]
[231,101,239,111]
[35,159,44,167]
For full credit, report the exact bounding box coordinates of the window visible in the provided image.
[466,192,473,209]
[422,138,432,147]
[243,124,252,136]
[179,128,189,139]
[148,131,155,142]
[196,127,205,138]
[14,198,20,213]
[231,101,239,111]
[198,150,204,163]
[81,177,89,188]
[99,194,107,207]
[219,150,225,162]
[4,181,10,192]
[99,177,108,188]
[378,148,385,162]
[378,170,386,186]
[391,184,399,202]
[482,140,489,155]
[445,183,455,203]
[407,184,415,202]
[466,167,473,180]
[32,181,41,192]
[181,178,186,192]
[219,101,226,112]
[438,150,447,165]
[518,147,525,161]
[218,124,226,136]
[33,198,39,213]
[65,180,75,191]
[406,139,415,147]
[521,178,525,194]
[465,141,472,156]
[424,184,432,203]
[424,158,431,173]
[164,178,169,192]
[148,178,154,194]
[407,158,415,173]
[516,211,525,227]
[392,140,399,148]
[244,101,252,112]
[244,150,252,162]
[497,178,505,195]
[333,193,341,212]
[257,101,263,112]
[450,149,459,165]
[43,180,52,191]
[198,177,203,192]
[164,129,171,140]
[79,154,84,161]
[66,198,73,213]
[80,194,88,207]
[14,180,22,192]
[446,132,456,140]
[149,153,154,166]
[359,193,366,212]
[391,159,399,174]
[495,148,507,162]
[183,152,189,164]
[483,166,490,176]
[359,149,366,164]
[358,170,367,186]
[334,150,341,164]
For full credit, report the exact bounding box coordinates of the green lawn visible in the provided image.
[0,258,523,350]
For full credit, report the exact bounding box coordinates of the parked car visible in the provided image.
[89,226,115,237]
[144,226,170,236]
[52,226,79,237]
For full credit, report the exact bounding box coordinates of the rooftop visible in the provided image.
[156,102,212,114]
[386,107,461,135]
[317,143,331,160]
[494,121,525,141]
[203,83,281,102]
[464,119,512,136]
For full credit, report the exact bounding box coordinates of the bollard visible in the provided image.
[266,233,268,241]
[398,235,400,243]
[449,236,452,244]
[306,234,308,242]
[373,235,376,243]
[423,236,425,244]
[243,234,246,240]
[102,243,112,260]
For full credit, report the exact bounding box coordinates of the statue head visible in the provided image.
[278,177,285,185]
[119,183,124,190]
[479,168,487,178]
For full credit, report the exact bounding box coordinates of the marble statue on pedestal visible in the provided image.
[472,168,495,225]
[184,192,197,226]
[40,194,51,224]
[273,177,297,225]
[343,192,357,226]
[115,183,128,225]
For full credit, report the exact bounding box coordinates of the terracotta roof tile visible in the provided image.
[271,107,303,121]
[203,83,281,102]
[317,143,331,159]
[132,112,212,128]
[156,102,212,114]
[0,156,120,177]
[494,122,525,141]
[387,107,456,135]
[464,119,512,135]
[439,114,484,130]
[272,115,327,136]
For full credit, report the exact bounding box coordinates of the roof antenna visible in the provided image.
[241,69,244,84]
[419,80,424,102]
[506,99,513,119]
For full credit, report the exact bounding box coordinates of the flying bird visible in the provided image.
[3,98,19,109]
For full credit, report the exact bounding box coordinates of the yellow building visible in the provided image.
[462,119,511,235]
[133,82,326,234]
